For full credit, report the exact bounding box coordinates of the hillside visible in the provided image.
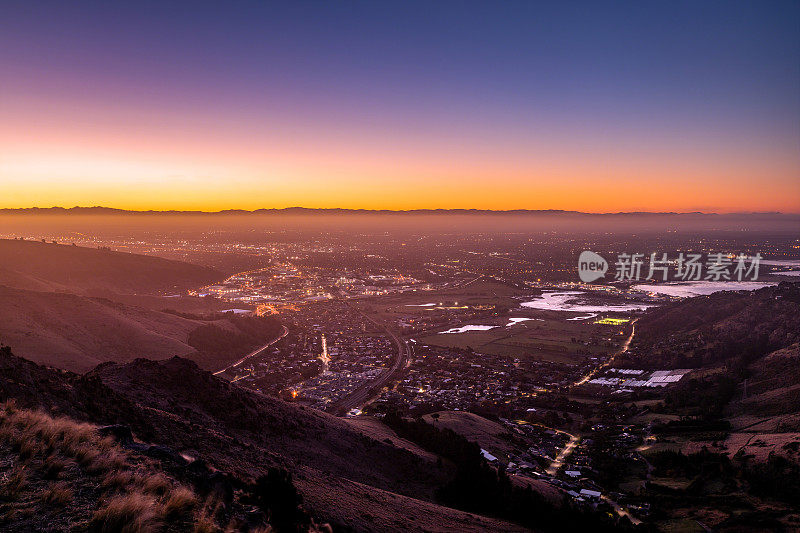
[0,347,531,532]
[0,285,284,372]
[728,343,800,419]
[607,285,800,530]
[623,281,800,369]
[618,282,800,423]
[0,401,327,532]
[91,357,451,502]
[422,411,515,457]
[0,238,221,295]
[0,285,200,372]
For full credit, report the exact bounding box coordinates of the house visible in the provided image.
[480,448,498,462]
[579,489,601,501]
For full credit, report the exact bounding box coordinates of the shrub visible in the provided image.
[252,468,309,533]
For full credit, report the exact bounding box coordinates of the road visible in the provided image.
[327,306,412,416]
[532,423,640,524]
[573,318,638,387]
[212,325,289,377]
[546,429,580,476]
[603,494,641,525]
[454,274,484,288]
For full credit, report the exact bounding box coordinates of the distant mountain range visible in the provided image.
[1,206,797,217]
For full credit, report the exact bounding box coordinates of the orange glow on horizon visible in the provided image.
[1,97,798,213]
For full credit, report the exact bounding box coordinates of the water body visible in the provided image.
[505,317,543,326]
[439,325,497,334]
[761,260,800,278]
[566,313,598,321]
[761,260,800,267]
[521,291,654,313]
[633,281,776,298]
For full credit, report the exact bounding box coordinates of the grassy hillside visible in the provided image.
[0,402,322,532]
[0,286,200,372]
[613,284,800,530]
[0,286,283,372]
[0,239,221,295]
[728,343,800,419]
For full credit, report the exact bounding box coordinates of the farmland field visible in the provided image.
[415,314,628,363]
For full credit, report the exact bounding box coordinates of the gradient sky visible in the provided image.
[1,1,798,212]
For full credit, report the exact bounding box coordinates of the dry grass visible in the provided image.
[192,513,220,533]
[73,444,102,467]
[85,449,127,475]
[42,454,68,479]
[137,472,171,496]
[17,439,42,463]
[0,466,27,501]
[192,497,223,533]
[89,492,160,533]
[41,481,74,506]
[161,485,198,520]
[0,403,263,532]
[0,405,104,472]
[102,470,135,492]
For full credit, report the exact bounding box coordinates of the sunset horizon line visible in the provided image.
[2,205,799,217]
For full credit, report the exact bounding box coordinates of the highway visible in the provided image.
[213,325,289,377]
[327,305,412,416]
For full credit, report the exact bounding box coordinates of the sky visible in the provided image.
[1,1,798,212]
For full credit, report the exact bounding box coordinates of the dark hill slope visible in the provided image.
[0,238,220,294]
[726,343,800,421]
[0,346,155,432]
[0,349,525,531]
[623,282,800,369]
[92,357,447,501]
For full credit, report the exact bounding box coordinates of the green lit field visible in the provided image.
[594,317,630,325]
